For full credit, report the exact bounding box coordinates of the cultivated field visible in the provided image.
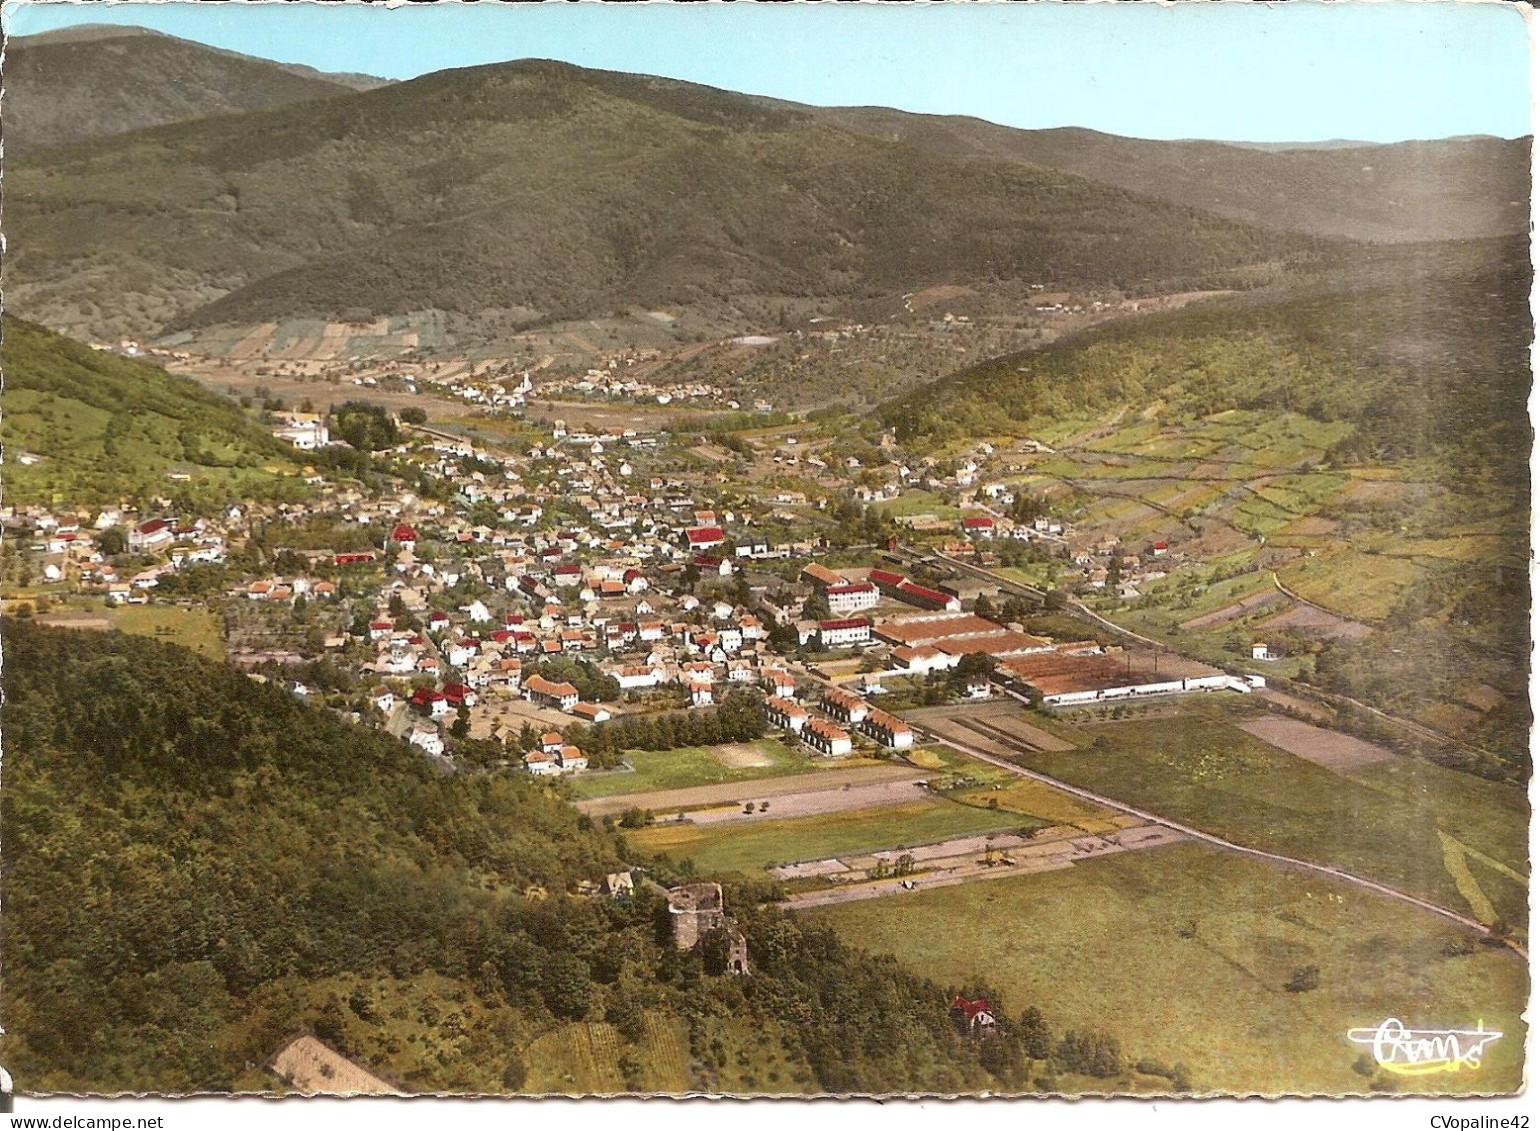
[1235,716,1393,771]
[806,843,1528,1095]
[908,702,1078,754]
[624,799,1039,876]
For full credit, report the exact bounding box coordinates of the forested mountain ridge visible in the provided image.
[6,58,1324,342]
[818,110,1530,244]
[0,620,1049,1095]
[3,25,387,155]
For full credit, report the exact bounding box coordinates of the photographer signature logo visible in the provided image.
[1348,1018,1503,1076]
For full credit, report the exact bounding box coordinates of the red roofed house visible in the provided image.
[803,718,853,757]
[949,996,997,1035]
[962,516,996,538]
[128,518,173,551]
[684,526,726,550]
[391,523,419,548]
[817,617,872,648]
[523,748,561,776]
[570,702,613,724]
[409,687,450,719]
[526,675,580,711]
[819,687,871,725]
[860,707,914,750]
[442,681,477,708]
[764,695,809,734]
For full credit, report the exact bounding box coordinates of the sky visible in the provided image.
[3,0,1532,143]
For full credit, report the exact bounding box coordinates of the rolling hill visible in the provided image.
[0,317,305,508]
[5,59,1326,344]
[880,235,1533,472]
[0,618,1015,1094]
[818,110,1530,245]
[2,25,389,155]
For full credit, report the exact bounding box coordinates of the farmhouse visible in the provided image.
[525,674,581,711]
[949,996,998,1036]
[570,702,613,724]
[800,562,846,589]
[523,748,561,776]
[128,518,173,551]
[684,526,726,551]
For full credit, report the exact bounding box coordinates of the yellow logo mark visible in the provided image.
[1347,1018,1503,1076]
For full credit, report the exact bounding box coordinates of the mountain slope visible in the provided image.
[0,619,1015,1094]
[0,317,303,507]
[5,59,1324,342]
[2,25,388,155]
[817,111,1531,244]
[881,235,1532,470]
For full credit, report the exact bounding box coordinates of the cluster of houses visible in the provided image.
[761,674,915,758]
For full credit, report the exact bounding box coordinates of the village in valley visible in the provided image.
[5,250,1531,1098]
[7,353,1271,782]
[0,5,1529,1103]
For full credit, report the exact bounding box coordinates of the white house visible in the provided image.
[409,727,446,757]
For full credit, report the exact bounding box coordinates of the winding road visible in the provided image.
[913,725,1528,961]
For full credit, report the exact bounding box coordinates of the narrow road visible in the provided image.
[913,726,1528,960]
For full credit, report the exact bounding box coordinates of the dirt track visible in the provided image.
[686,778,936,826]
[576,763,923,819]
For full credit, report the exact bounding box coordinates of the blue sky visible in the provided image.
[4,1,1531,142]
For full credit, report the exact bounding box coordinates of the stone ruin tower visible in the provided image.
[667,882,750,975]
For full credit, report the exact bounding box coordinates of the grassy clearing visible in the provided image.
[567,740,856,799]
[624,800,1039,875]
[1343,757,1530,879]
[106,604,226,658]
[524,1022,628,1094]
[1022,714,1527,915]
[873,491,963,519]
[955,777,1120,831]
[1275,548,1423,622]
[806,843,1527,1095]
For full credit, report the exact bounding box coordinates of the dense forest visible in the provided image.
[0,620,1121,1095]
